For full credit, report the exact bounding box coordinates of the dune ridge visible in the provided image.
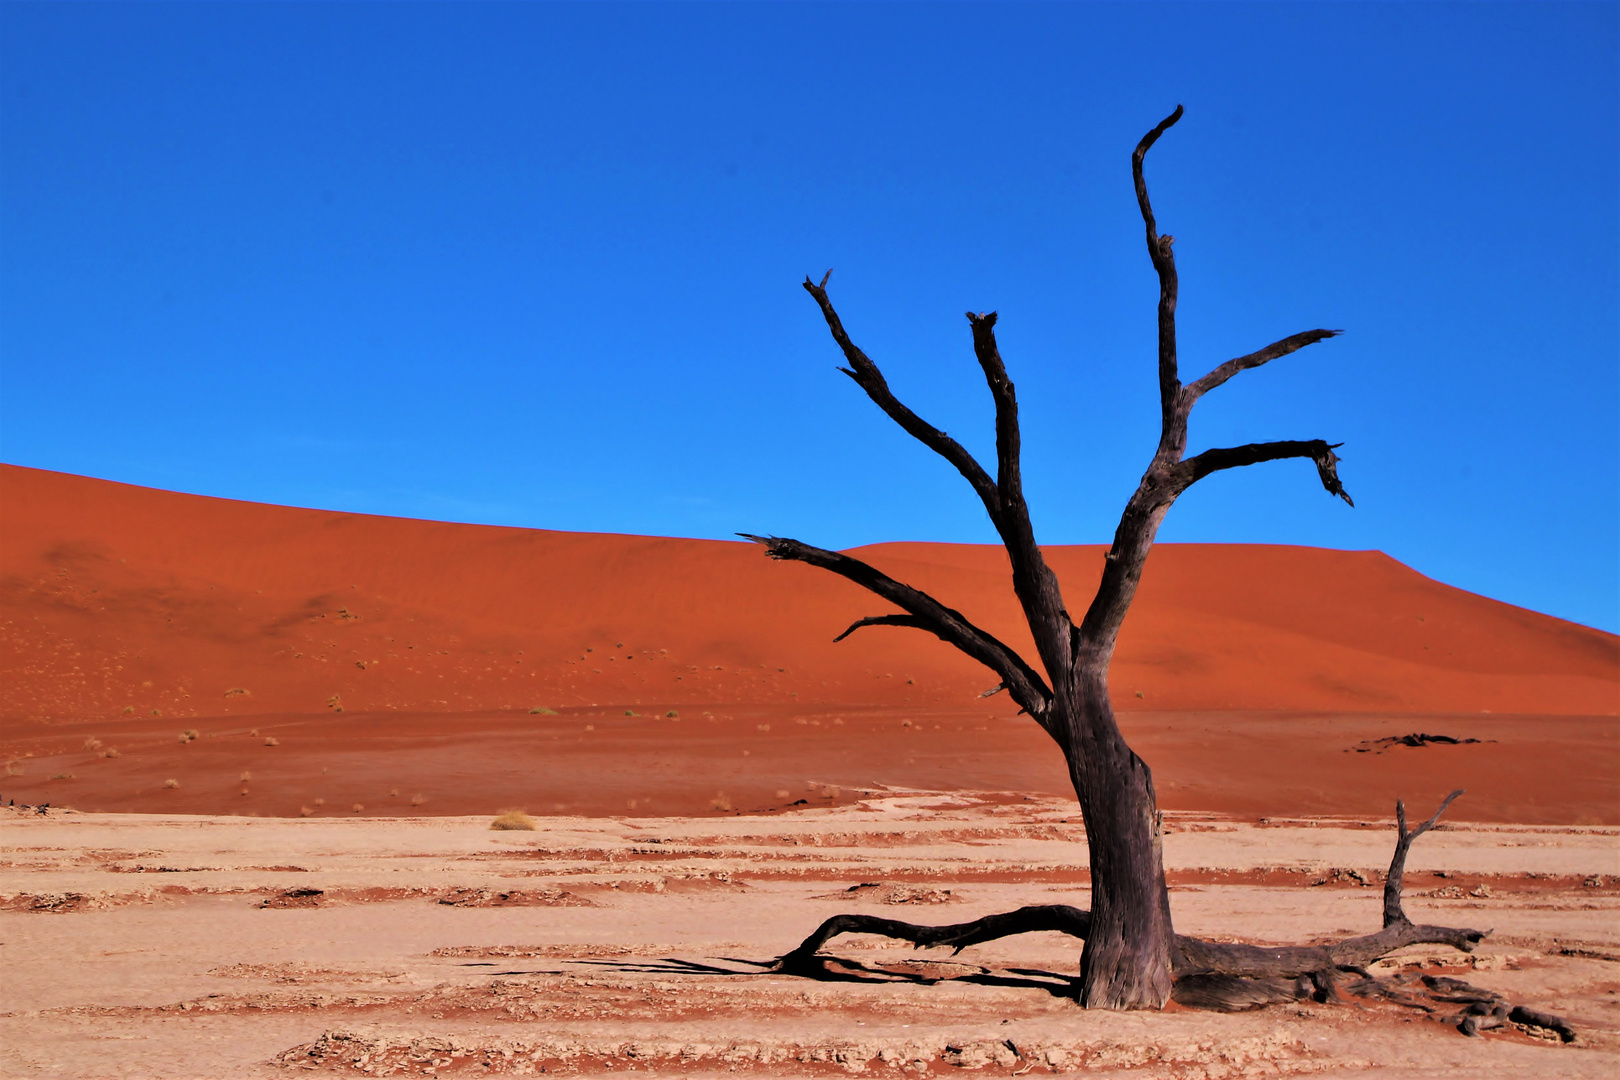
[2,463,1614,724]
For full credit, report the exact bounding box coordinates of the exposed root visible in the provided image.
[773,793,1578,1042]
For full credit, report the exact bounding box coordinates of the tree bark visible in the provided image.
[755,107,1366,1011]
[1060,674,1175,1007]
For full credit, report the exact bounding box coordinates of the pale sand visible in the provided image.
[4,794,1617,1078]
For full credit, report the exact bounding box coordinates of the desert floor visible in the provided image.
[4,791,1618,1079]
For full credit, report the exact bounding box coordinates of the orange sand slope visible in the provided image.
[2,463,1614,723]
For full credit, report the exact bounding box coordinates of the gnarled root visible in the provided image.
[772,792,1576,1042]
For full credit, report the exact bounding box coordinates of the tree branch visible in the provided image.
[1132,104,1185,436]
[739,534,1053,721]
[1184,329,1342,403]
[802,275,1002,525]
[1384,789,1464,927]
[966,311,1073,676]
[1178,439,1354,506]
[832,614,930,643]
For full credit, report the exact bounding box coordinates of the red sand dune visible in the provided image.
[3,464,1613,722]
[1,464,1614,823]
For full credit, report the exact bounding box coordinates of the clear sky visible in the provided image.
[2,2,1616,633]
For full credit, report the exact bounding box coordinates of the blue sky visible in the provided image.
[2,2,1616,632]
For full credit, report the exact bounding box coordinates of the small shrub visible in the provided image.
[528,706,558,716]
[299,805,316,817]
[163,778,179,789]
[313,798,325,807]
[179,729,198,743]
[51,772,74,781]
[409,793,426,806]
[263,737,280,747]
[239,771,252,782]
[710,791,734,812]
[624,709,638,717]
[122,706,134,715]
[490,810,538,831]
[103,748,120,759]
[224,688,250,698]
[665,710,679,718]
[149,709,161,717]
[389,788,399,797]
[82,738,103,752]
[351,803,364,813]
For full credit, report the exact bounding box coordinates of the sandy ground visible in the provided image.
[4,793,1618,1078]
[5,705,1617,825]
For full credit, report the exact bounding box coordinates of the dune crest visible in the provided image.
[2,463,1614,723]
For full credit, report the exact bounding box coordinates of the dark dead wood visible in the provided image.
[771,794,1575,1039]
[1509,1005,1578,1043]
[831,614,930,643]
[756,108,1404,1010]
[965,310,1075,680]
[801,275,1002,525]
[736,534,1053,723]
[1178,440,1354,506]
[1385,788,1464,926]
[773,905,1091,973]
[1132,104,1185,432]
[1184,329,1342,402]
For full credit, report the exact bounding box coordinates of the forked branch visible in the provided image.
[799,277,1073,676]
[738,534,1053,721]
[1179,440,1354,506]
[801,275,1001,525]
[1385,788,1464,927]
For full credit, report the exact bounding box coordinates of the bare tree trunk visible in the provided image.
[1062,673,1175,1008]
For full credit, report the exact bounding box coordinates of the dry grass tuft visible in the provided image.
[179,729,199,743]
[239,771,252,782]
[102,748,120,759]
[528,706,558,715]
[263,736,280,747]
[299,805,316,817]
[409,793,426,806]
[490,809,538,831]
[82,737,103,752]
[666,710,680,718]
[351,803,364,813]
[710,791,734,812]
[163,778,180,789]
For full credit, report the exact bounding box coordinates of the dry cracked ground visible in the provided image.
[3,792,1619,1079]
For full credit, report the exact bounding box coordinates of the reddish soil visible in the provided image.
[2,464,1616,824]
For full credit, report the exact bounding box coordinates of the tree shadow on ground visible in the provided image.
[571,954,1082,1000]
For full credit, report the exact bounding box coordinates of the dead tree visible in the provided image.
[743,107,1573,1036]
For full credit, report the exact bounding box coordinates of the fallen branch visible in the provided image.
[771,793,1575,1041]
